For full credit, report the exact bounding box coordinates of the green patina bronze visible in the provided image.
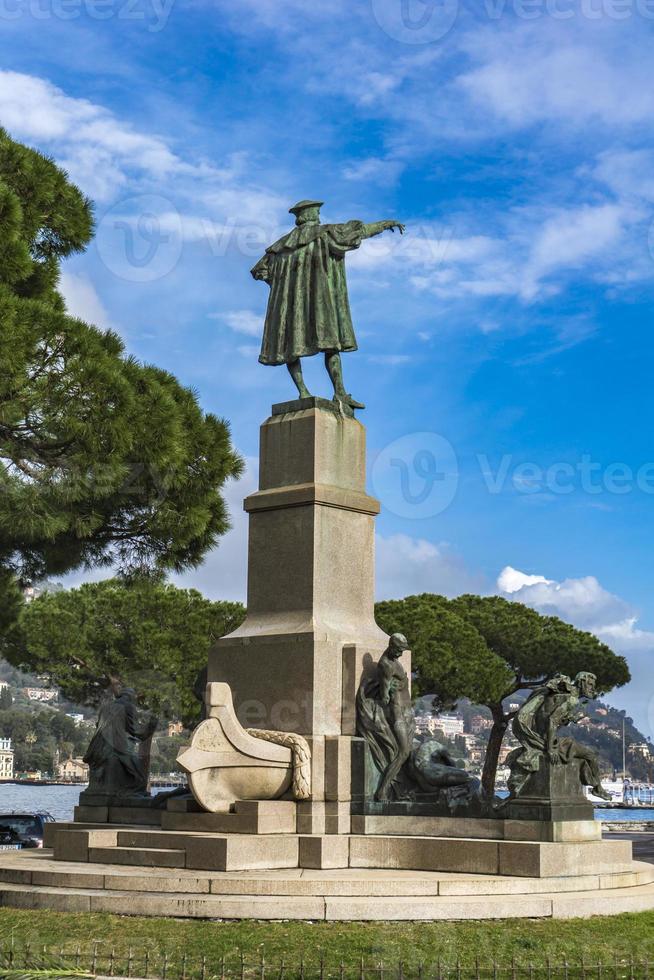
[503,671,609,822]
[251,200,404,411]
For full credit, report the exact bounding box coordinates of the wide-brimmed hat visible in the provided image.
[289,199,324,215]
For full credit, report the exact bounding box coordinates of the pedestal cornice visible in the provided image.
[244,482,380,516]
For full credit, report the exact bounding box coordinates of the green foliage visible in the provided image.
[450,594,631,693]
[375,594,512,709]
[0,973,92,980]
[151,732,188,774]
[0,686,10,709]
[6,578,245,724]
[0,128,242,629]
[375,593,630,793]
[0,705,90,773]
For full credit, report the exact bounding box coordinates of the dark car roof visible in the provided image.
[0,812,54,820]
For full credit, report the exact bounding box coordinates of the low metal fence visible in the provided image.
[0,944,650,979]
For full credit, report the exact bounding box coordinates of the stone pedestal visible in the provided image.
[209,399,408,744]
[503,756,595,823]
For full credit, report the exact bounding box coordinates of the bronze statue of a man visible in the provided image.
[356,632,415,801]
[507,671,611,802]
[251,200,404,411]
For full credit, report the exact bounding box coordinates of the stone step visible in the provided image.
[88,846,187,868]
[161,800,297,835]
[2,853,652,899]
[51,828,634,877]
[349,835,634,878]
[116,830,210,849]
[52,826,300,872]
[1,878,654,920]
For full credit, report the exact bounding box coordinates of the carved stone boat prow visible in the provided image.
[177,682,293,811]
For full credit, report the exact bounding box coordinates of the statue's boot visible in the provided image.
[593,784,612,801]
[333,392,365,410]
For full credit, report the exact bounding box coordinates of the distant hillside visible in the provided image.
[416,692,653,781]
[562,700,653,781]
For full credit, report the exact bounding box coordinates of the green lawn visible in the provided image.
[0,908,653,977]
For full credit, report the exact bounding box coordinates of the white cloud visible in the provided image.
[213,310,263,337]
[376,533,484,600]
[591,149,654,204]
[520,204,626,300]
[497,566,553,594]
[349,203,633,304]
[0,71,182,199]
[458,27,654,129]
[497,566,654,736]
[172,459,257,603]
[0,71,284,231]
[597,618,654,652]
[496,567,632,631]
[342,156,403,182]
[59,271,114,331]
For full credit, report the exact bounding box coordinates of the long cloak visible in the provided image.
[355,672,416,801]
[251,221,365,365]
[84,696,149,797]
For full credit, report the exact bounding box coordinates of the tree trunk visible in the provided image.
[481,705,509,798]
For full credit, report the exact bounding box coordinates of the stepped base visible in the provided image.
[1,850,653,920]
[48,822,632,877]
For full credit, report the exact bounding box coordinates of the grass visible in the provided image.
[1,908,654,976]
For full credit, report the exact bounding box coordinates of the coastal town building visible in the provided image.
[415,714,465,739]
[23,687,57,703]
[469,714,493,734]
[56,757,89,782]
[435,715,465,738]
[0,738,14,780]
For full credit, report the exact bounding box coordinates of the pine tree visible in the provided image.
[9,578,245,723]
[0,128,242,629]
[375,593,631,796]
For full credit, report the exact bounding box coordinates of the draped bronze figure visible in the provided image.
[251,200,404,411]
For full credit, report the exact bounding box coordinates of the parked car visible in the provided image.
[0,812,55,850]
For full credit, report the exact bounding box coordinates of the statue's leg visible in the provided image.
[287,358,311,399]
[576,744,612,800]
[375,723,412,801]
[325,352,365,410]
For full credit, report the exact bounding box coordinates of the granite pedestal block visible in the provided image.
[503,755,594,822]
[209,402,409,741]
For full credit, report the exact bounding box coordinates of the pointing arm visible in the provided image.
[362,220,405,239]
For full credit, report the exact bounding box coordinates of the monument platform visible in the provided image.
[38,401,647,922]
[1,840,653,920]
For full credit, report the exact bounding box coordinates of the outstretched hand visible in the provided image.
[386,221,405,234]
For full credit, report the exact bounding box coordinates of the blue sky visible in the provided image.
[2,0,654,736]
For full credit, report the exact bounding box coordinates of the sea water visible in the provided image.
[1,783,653,824]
